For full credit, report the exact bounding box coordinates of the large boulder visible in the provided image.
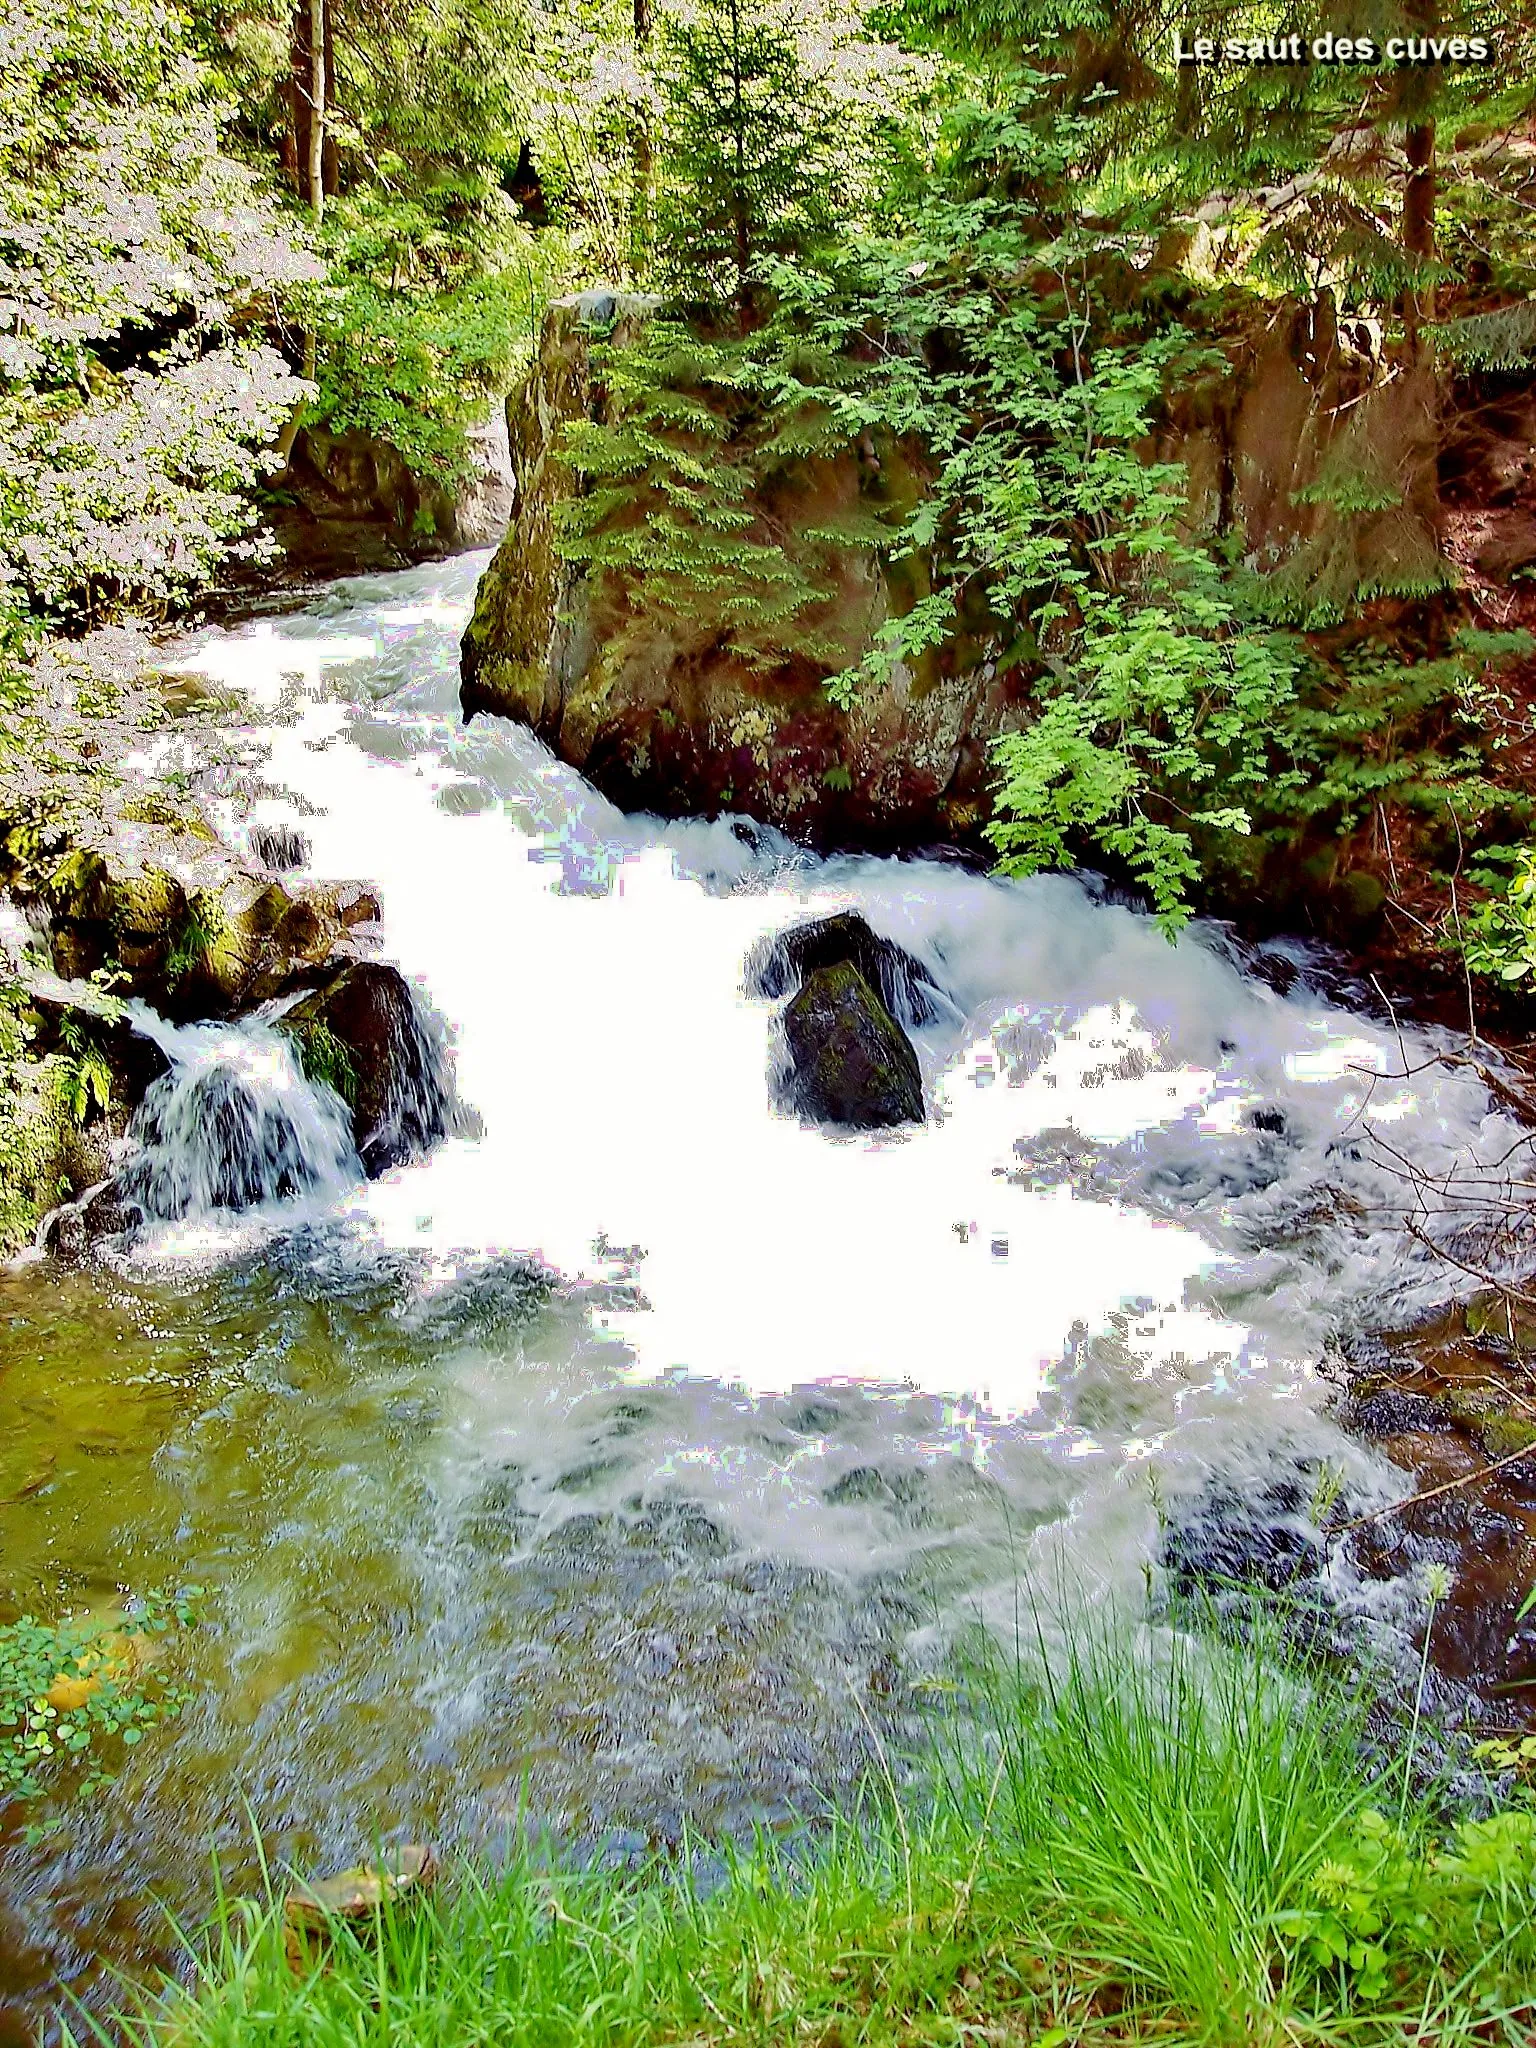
[458,293,1456,857]
[278,962,451,1176]
[269,405,514,576]
[777,961,924,1129]
[460,294,1026,850]
[748,910,949,1028]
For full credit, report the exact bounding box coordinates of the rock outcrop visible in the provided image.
[458,290,1536,1008]
[34,844,378,1021]
[776,961,925,1128]
[455,292,1473,859]
[460,293,1025,849]
[270,404,514,576]
[278,961,452,1175]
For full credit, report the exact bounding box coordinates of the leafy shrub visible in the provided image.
[1464,844,1536,983]
[295,186,556,485]
[0,0,315,625]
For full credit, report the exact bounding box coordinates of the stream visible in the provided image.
[0,550,1529,2031]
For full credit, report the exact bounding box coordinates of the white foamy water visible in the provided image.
[144,550,1532,1591]
[16,551,1536,2035]
[118,1006,360,1224]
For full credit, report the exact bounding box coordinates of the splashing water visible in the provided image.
[113,1010,361,1223]
[1,551,1531,2034]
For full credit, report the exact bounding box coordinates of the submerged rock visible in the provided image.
[778,961,924,1128]
[284,1845,437,1976]
[36,1179,144,1257]
[748,910,948,1028]
[278,961,451,1176]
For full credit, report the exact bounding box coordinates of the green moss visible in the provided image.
[292,1021,359,1107]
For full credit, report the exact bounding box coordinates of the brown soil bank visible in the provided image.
[460,292,1536,1034]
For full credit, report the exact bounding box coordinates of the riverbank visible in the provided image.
[3,551,1535,2040]
[110,1627,1536,2048]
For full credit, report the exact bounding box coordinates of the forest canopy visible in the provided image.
[2,0,1535,950]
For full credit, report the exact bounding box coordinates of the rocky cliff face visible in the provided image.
[459,292,1026,848]
[270,404,515,577]
[460,291,1536,871]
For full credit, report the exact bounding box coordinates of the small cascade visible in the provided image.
[364,987,454,1173]
[114,1012,361,1223]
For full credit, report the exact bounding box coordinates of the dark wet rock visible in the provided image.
[824,1464,927,1511]
[1162,1476,1327,1599]
[555,1456,629,1495]
[36,1179,144,1258]
[781,1398,847,1436]
[747,911,948,1028]
[278,961,452,1176]
[777,961,924,1129]
[1347,1387,1462,1439]
[249,823,312,872]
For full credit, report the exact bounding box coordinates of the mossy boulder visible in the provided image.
[459,293,1026,850]
[748,910,949,1028]
[777,961,924,1128]
[278,961,451,1176]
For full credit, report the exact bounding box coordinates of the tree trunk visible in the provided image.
[1403,118,1435,363]
[729,0,749,329]
[629,0,652,281]
[308,0,327,226]
[287,0,312,200]
[321,0,339,197]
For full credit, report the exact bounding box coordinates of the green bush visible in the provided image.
[1464,844,1536,984]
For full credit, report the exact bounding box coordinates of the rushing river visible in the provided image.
[0,552,1524,2029]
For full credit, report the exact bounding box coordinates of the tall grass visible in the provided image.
[92,1623,1536,2048]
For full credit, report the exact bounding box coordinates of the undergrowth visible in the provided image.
[96,1624,1536,2048]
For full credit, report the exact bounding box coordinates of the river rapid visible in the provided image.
[0,550,1526,2030]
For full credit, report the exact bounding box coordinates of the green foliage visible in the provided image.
[1435,301,1536,373]
[111,1623,1536,2047]
[200,0,563,478]
[165,894,229,986]
[554,320,875,671]
[884,0,1536,323]
[53,1014,115,1127]
[653,0,843,318]
[0,979,66,1252]
[0,1590,201,1811]
[293,1021,360,1106]
[1463,843,1536,983]
[756,75,1303,925]
[0,0,312,626]
[1263,633,1531,843]
[284,177,566,481]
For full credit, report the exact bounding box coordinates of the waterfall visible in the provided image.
[113,1012,361,1223]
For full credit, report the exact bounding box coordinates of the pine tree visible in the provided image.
[653,0,840,327]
